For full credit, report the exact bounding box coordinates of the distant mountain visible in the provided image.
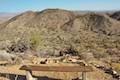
[0,9,120,80]
[1,9,120,35]
[0,12,18,17]
[0,12,18,24]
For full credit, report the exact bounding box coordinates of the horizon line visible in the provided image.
[0,8,120,13]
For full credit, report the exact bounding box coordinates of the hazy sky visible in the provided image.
[0,0,120,12]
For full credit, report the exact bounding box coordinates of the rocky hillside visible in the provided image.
[0,9,120,53]
[0,9,120,80]
[1,9,120,35]
[62,13,120,35]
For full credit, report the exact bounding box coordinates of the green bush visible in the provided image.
[29,33,46,51]
[112,63,120,73]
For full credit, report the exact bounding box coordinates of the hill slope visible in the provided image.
[1,9,120,80]
[0,9,120,54]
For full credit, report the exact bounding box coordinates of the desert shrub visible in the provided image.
[12,56,22,64]
[93,52,105,59]
[53,50,61,57]
[36,49,54,57]
[30,34,40,50]
[96,47,106,53]
[106,48,120,56]
[0,40,11,50]
[6,39,29,53]
[111,63,120,73]
[63,45,79,56]
[0,50,21,64]
[91,49,107,59]
[74,44,89,53]
[29,33,46,51]
[79,52,95,61]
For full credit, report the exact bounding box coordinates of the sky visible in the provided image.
[0,0,120,12]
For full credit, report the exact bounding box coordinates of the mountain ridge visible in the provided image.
[0,9,120,52]
[1,9,120,35]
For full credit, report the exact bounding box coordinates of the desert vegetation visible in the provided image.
[0,9,120,80]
